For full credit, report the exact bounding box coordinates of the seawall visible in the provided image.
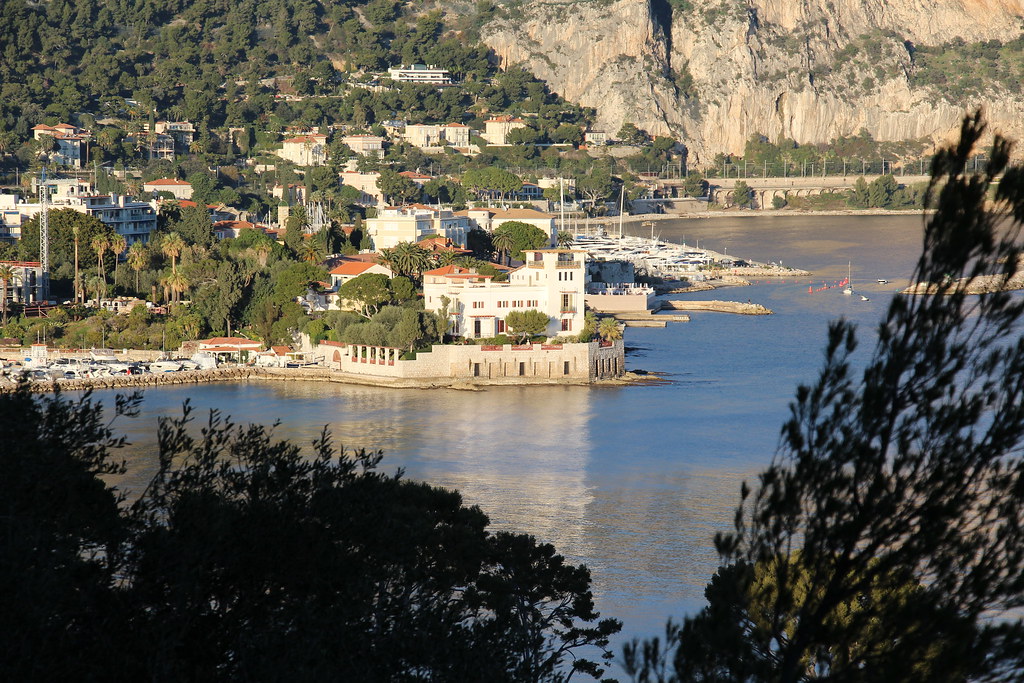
[1,364,621,395]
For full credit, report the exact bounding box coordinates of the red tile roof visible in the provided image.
[329,261,380,276]
[145,178,191,186]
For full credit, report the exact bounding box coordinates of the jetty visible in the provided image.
[660,300,773,315]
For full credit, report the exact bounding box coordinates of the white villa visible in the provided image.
[342,135,386,158]
[404,124,442,148]
[404,122,472,149]
[483,115,527,146]
[423,249,586,339]
[441,123,471,148]
[328,260,394,288]
[277,134,327,166]
[365,206,471,250]
[340,171,383,205]
[32,123,90,168]
[144,178,193,200]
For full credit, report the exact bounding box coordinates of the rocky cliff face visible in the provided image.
[481,0,1024,161]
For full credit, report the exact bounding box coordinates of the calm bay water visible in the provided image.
[95,213,927,655]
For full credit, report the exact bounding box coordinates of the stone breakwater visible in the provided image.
[0,365,619,394]
[661,300,773,315]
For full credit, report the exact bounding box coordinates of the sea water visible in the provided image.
[94,213,926,652]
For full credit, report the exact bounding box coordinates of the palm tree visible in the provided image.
[492,230,515,266]
[0,265,18,327]
[597,317,622,342]
[390,242,432,282]
[162,231,185,275]
[377,247,395,271]
[165,270,188,304]
[87,274,106,304]
[127,241,146,294]
[109,233,127,293]
[298,238,325,265]
[91,234,109,303]
[433,250,458,268]
[556,230,575,249]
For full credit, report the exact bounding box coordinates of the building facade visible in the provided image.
[144,178,193,200]
[483,116,527,146]
[32,123,90,168]
[387,64,453,85]
[365,206,470,250]
[342,135,385,158]
[0,261,45,305]
[277,134,328,166]
[423,249,586,340]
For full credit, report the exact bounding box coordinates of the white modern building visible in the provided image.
[3,180,158,246]
[365,206,471,250]
[423,249,586,339]
[387,64,454,85]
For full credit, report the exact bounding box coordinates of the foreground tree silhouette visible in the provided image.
[624,113,1024,682]
[0,388,619,681]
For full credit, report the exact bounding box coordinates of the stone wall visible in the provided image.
[315,340,625,381]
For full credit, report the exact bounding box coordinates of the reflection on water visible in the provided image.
[90,214,927,655]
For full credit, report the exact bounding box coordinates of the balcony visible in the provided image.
[559,306,577,314]
[555,260,580,268]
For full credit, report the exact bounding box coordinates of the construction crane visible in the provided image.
[39,166,50,303]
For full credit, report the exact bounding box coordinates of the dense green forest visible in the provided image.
[0,0,591,154]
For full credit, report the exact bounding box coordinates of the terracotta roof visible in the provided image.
[423,265,461,276]
[442,123,469,127]
[283,134,326,144]
[416,236,466,251]
[145,178,191,186]
[329,261,381,276]
[213,220,256,230]
[271,345,291,356]
[399,171,432,179]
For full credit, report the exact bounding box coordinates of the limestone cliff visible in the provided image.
[481,0,1024,161]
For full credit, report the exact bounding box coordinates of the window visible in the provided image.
[519,362,525,376]
[497,319,506,333]
[561,319,572,331]
[564,361,570,375]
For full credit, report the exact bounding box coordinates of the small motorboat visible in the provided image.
[860,295,870,302]
[877,279,888,284]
